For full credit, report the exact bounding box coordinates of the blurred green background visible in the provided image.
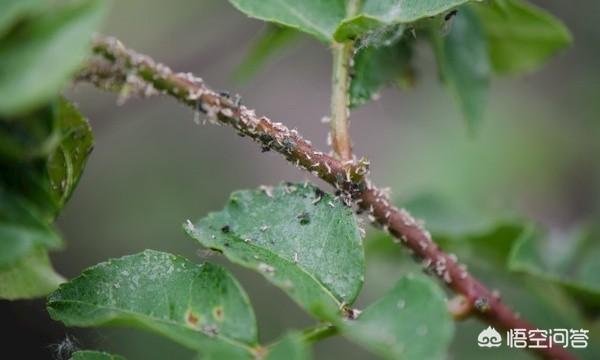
[2,0,599,359]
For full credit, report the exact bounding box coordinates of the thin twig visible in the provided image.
[85,36,577,360]
[329,0,361,161]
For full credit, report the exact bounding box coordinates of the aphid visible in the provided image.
[297,211,310,225]
[474,297,491,313]
[312,188,324,205]
[358,226,366,238]
[443,270,452,283]
[422,258,432,269]
[258,133,274,145]
[282,138,296,153]
[221,225,231,234]
[221,108,234,117]
[442,9,458,35]
[185,219,194,231]
[233,94,242,107]
[202,324,219,337]
[444,9,458,21]
[258,262,275,274]
[259,185,274,198]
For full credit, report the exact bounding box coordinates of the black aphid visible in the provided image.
[314,188,325,198]
[444,9,458,21]
[282,138,296,153]
[196,100,207,114]
[297,211,310,225]
[221,225,231,234]
[259,133,274,144]
[234,94,242,107]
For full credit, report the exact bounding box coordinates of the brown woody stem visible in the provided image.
[86,36,577,360]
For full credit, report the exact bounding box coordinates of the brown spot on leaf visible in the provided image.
[186,309,200,328]
[213,306,224,322]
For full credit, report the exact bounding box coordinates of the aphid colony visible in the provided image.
[100,36,477,306]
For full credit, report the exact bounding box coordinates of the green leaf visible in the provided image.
[0,0,107,115]
[429,7,490,133]
[47,250,258,356]
[185,183,365,318]
[350,34,413,108]
[234,25,302,83]
[338,275,454,360]
[0,247,64,300]
[1,98,93,220]
[266,332,311,360]
[70,350,126,360]
[509,225,600,311]
[472,0,572,74]
[0,189,62,268]
[0,98,91,298]
[334,0,471,41]
[48,98,94,207]
[0,102,61,162]
[0,0,41,38]
[228,0,346,42]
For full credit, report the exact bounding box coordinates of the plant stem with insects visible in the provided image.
[86,36,577,360]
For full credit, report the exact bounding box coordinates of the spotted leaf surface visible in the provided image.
[185,183,365,318]
[48,250,258,356]
[339,275,453,360]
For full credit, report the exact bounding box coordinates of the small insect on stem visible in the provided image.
[444,9,458,21]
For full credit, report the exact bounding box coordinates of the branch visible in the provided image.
[86,36,577,360]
